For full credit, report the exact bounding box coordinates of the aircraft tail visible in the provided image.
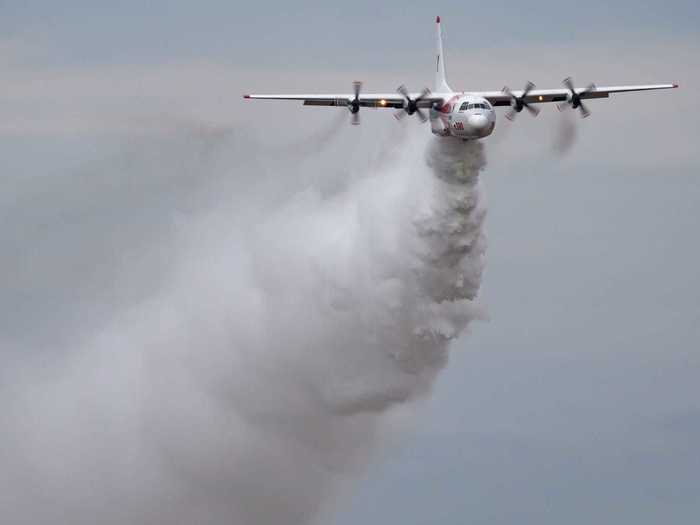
[434,16,452,93]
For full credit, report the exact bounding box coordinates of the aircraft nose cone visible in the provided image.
[468,114,488,130]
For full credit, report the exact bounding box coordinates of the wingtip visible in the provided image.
[673,83,679,88]
[243,94,250,99]
[436,15,440,23]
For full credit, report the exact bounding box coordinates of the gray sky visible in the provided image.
[1,1,699,524]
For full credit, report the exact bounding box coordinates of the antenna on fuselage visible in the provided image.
[434,16,452,93]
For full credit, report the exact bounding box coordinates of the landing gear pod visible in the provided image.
[430,108,450,136]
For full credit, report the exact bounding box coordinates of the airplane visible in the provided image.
[243,16,678,140]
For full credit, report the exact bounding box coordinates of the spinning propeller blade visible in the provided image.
[349,81,362,125]
[502,81,540,121]
[395,85,431,123]
[558,77,596,118]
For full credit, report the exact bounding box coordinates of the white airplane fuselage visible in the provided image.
[429,94,497,139]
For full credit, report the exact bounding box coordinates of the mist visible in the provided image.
[0,123,487,524]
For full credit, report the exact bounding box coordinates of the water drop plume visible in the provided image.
[0,128,488,525]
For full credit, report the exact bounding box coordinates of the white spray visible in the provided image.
[0,130,487,525]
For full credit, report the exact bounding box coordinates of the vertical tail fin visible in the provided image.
[434,16,452,93]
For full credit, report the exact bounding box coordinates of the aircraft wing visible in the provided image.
[244,83,677,111]
[243,93,442,109]
[476,83,678,107]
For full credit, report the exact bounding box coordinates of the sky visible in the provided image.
[1,1,699,524]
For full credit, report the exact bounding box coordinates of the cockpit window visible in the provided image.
[463,102,491,110]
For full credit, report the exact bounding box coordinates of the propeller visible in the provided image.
[502,81,540,121]
[394,85,432,123]
[348,81,362,125]
[557,77,596,118]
